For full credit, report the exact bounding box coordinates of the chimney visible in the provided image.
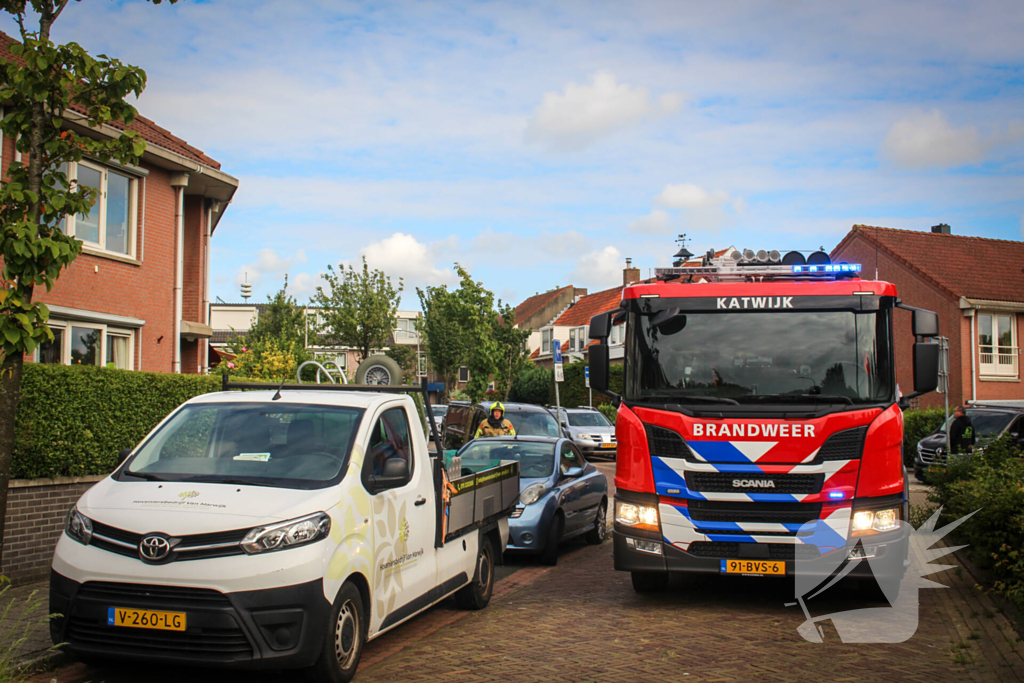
[623,258,640,286]
[931,223,951,234]
[573,287,588,301]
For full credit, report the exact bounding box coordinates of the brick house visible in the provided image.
[832,224,1024,409]
[3,31,239,375]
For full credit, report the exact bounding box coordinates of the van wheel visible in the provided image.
[308,582,366,683]
[585,501,608,545]
[455,535,494,610]
[540,512,564,566]
[355,355,402,386]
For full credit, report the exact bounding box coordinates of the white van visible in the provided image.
[49,383,518,682]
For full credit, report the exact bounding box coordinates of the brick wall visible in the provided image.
[2,476,104,585]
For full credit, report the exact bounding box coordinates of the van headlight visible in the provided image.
[66,506,93,545]
[615,500,660,532]
[520,483,547,506]
[851,506,901,536]
[241,512,331,554]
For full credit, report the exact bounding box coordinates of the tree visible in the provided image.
[0,0,175,569]
[417,264,498,403]
[312,256,402,362]
[492,303,531,401]
[384,344,416,374]
[241,275,308,348]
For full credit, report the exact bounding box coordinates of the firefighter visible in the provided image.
[949,405,976,454]
[475,402,516,438]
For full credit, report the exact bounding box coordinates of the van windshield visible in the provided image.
[121,403,364,490]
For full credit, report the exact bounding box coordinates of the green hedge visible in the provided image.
[13,364,220,479]
[927,437,1024,609]
[509,361,624,408]
[903,407,947,466]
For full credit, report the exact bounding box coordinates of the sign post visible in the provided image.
[585,366,591,407]
[553,340,563,419]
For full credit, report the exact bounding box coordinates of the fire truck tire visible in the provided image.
[354,355,402,386]
[540,512,564,566]
[631,571,669,593]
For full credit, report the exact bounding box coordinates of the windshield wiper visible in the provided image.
[184,476,278,488]
[638,394,740,405]
[124,471,172,481]
[738,393,854,405]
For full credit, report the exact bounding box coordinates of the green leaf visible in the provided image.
[3,327,22,344]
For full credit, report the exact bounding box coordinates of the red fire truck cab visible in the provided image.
[587,254,940,592]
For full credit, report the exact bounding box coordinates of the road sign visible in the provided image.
[553,340,562,364]
[554,364,564,382]
[585,366,590,388]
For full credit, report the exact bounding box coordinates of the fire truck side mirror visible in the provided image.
[590,344,610,394]
[912,309,939,338]
[912,342,940,395]
[589,311,612,340]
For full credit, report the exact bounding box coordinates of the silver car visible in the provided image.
[552,407,617,459]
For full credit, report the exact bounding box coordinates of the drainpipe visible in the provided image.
[970,312,977,403]
[169,172,190,373]
[203,201,218,372]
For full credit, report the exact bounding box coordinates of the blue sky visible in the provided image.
[7,0,1024,308]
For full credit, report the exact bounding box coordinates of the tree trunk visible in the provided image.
[0,353,25,572]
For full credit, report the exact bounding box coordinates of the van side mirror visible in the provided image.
[369,458,410,492]
[912,309,939,338]
[117,448,132,467]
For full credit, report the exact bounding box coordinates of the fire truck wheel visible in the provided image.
[540,512,564,566]
[631,571,669,593]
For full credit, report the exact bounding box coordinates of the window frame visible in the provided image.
[35,319,134,370]
[978,311,1018,378]
[541,329,552,354]
[362,406,415,492]
[458,366,470,383]
[60,159,140,258]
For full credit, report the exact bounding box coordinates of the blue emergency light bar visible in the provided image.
[792,263,861,274]
[828,491,845,500]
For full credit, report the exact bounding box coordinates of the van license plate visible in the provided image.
[108,607,186,631]
[720,559,785,576]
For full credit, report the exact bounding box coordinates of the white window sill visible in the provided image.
[82,246,141,266]
[979,375,1020,383]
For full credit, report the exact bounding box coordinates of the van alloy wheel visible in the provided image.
[334,599,360,670]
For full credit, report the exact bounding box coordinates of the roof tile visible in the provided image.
[554,285,623,326]
[515,286,572,326]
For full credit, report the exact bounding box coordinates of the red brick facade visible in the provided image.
[833,226,1024,409]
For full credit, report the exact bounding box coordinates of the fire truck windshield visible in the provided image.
[625,309,893,406]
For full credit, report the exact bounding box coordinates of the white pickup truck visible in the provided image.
[49,380,519,682]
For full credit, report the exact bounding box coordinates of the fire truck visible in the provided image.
[586,250,940,592]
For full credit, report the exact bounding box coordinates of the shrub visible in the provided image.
[213,337,310,381]
[928,436,1024,609]
[598,403,617,424]
[508,363,550,405]
[13,364,219,479]
[902,407,946,466]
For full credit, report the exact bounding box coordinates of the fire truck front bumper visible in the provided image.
[613,528,909,582]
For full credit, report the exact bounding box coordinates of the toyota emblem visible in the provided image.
[139,535,172,562]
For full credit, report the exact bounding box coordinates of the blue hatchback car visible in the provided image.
[455,436,608,565]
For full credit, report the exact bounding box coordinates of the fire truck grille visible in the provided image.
[685,472,824,494]
[646,425,693,460]
[816,426,867,462]
[686,542,821,560]
[687,500,822,525]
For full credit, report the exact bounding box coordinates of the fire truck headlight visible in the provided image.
[615,500,660,532]
[851,506,902,536]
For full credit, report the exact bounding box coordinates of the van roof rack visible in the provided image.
[221,374,444,453]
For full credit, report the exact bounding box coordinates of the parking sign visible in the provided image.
[585,366,589,388]
[553,340,562,364]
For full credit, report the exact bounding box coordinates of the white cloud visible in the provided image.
[359,232,456,287]
[235,248,308,289]
[287,271,329,298]
[655,184,732,209]
[881,110,987,169]
[568,246,624,290]
[525,72,684,152]
[626,209,671,235]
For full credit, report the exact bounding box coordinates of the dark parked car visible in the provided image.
[456,435,608,565]
[441,401,564,451]
[915,402,1024,481]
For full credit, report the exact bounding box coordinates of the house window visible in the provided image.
[58,160,139,257]
[979,312,1018,377]
[36,320,134,369]
[395,318,417,341]
[458,366,470,383]
[609,323,624,346]
[542,329,552,354]
[568,328,576,352]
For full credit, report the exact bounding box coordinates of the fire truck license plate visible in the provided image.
[108,607,186,631]
[721,559,785,576]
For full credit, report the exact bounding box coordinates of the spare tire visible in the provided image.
[355,355,402,386]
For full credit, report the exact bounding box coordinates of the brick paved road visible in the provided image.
[26,465,1024,683]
